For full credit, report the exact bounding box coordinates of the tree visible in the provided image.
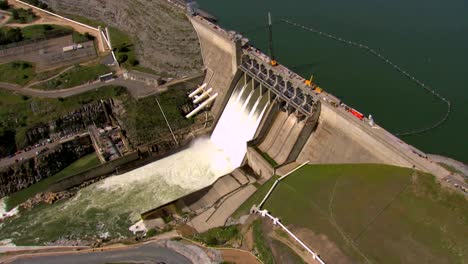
[84,32,95,40]
[129,58,139,66]
[118,46,130,52]
[11,8,19,20]
[43,24,53,31]
[0,1,9,10]
[117,54,128,64]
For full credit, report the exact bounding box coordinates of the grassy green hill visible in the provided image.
[263,164,467,263]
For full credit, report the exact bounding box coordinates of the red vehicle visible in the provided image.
[349,108,364,120]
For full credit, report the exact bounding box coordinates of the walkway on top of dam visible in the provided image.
[240,47,320,117]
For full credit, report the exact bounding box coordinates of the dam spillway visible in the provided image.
[0,78,271,243]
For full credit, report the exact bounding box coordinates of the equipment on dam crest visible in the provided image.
[305,75,314,86]
[268,12,278,66]
[282,19,452,136]
[350,108,364,120]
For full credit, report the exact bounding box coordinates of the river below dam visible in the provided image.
[0,82,268,245]
[198,0,468,163]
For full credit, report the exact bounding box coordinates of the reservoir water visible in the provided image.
[198,0,468,162]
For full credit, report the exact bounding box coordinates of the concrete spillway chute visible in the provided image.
[186,93,219,118]
[193,88,213,104]
[189,83,207,98]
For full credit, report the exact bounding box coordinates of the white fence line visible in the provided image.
[258,209,326,264]
[100,29,117,64]
[257,160,309,209]
[253,161,326,263]
[15,0,99,32]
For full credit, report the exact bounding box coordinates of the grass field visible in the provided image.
[0,61,36,85]
[21,24,71,40]
[123,88,194,145]
[262,164,468,263]
[252,219,275,264]
[33,64,111,90]
[5,153,100,210]
[19,24,91,44]
[191,225,241,246]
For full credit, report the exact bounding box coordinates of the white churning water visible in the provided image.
[0,81,270,242]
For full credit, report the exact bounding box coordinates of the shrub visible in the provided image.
[118,46,130,52]
[117,54,128,64]
[0,1,9,10]
[129,59,139,66]
[146,228,157,237]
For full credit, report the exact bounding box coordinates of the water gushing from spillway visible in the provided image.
[211,84,270,167]
[0,82,270,244]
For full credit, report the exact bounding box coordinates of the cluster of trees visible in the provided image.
[23,0,49,10]
[0,0,9,10]
[0,27,23,45]
[11,7,36,23]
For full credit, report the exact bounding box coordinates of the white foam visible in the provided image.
[0,198,19,221]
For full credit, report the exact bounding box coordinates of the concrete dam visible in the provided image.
[0,13,455,243]
[190,15,450,179]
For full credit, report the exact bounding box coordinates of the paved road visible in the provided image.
[0,73,203,99]
[0,133,89,169]
[9,243,191,264]
[0,78,161,99]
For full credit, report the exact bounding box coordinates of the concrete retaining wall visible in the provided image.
[48,152,139,192]
[285,102,321,164]
[246,147,275,179]
[189,16,241,120]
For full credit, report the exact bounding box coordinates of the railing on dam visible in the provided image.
[240,50,319,117]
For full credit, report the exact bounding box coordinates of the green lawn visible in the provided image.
[0,61,35,85]
[33,64,111,90]
[5,153,100,210]
[21,24,72,40]
[263,164,468,263]
[252,219,275,264]
[58,13,105,28]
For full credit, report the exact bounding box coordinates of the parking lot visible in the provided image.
[0,35,96,71]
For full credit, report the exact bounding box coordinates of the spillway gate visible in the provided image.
[240,50,319,118]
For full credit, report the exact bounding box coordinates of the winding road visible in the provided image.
[0,73,204,99]
[8,243,191,264]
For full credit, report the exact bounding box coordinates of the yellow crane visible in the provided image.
[304,74,323,93]
[304,75,314,86]
[268,12,278,66]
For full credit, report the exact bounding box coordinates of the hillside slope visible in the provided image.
[42,0,203,77]
[264,164,468,263]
